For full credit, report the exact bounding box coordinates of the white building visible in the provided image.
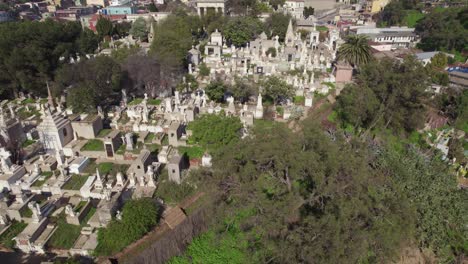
[110,0,132,6]
[283,0,304,19]
[37,108,74,152]
[352,26,417,48]
[196,0,226,16]
[126,12,169,23]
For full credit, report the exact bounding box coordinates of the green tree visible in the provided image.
[262,76,294,104]
[223,16,264,47]
[336,83,379,128]
[378,0,405,26]
[264,13,291,42]
[447,138,465,163]
[378,149,468,262]
[96,16,113,40]
[113,21,131,38]
[58,56,122,111]
[148,2,158,12]
[198,63,210,77]
[268,0,285,10]
[150,13,197,67]
[205,81,227,102]
[229,77,256,103]
[77,28,99,54]
[430,52,448,69]
[111,45,141,63]
[415,7,468,52]
[210,120,413,263]
[337,35,372,67]
[303,6,314,19]
[0,19,82,97]
[67,84,97,113]
[335,57,429,133]
[130,17,149,41]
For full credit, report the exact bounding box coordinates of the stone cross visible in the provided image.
[116,210,122,220]
[97,106,104,119]
[65,204,75,217]
[125,133,134,151]
[8,104,15,118]
[146,165,156,187]
[116,172,124,187]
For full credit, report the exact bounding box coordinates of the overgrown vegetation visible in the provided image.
[48,213,82,249]
[94,198,160,256]
[62,175,88,190]
[81,139,104,151]
[153,171,195,205]
[0,221,27,249]
[187,114,242,152]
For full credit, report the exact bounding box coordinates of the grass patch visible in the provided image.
[62,175,88,190]
[128,98,143,105]
[97,129,112,138]
[84,161,129,176]
[254,119,275,130]
[74,201,87,213]
[344,123,355,134]
[21,139,36,148]
[321,82,336,89]
[0,221,27,249]
[161,135,169,146]
[81,207,96,226]
[168,209,254,264]
[405,10,424,27]
[31,171,54,187]
[178,146,204,159]
[293,96,305,105]
[81,139,104,151]
[48,213,81,249]
[132,142,144,154]
[316,25,328,32]
[146,144,159,153]
[147,99,161,105]
[17,107,40,120]
[116,143,126,155]
[144,133,155,143]
[21,98,35,105]
[327,110,338,123]
[20,206,33,218]
[276,106,284,116]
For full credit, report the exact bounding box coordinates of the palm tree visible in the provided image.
[337,35,372,68]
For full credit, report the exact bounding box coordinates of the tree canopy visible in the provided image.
[336,57,429,133]
[262,76,294,104]
[264,13,291,42]
[223,16,264,47]
[204,81,227,102]
[130,17,149,41]
[150,13,199,68]
[57,56,122,112]
[337,35,372,67]
[415,7,468,53]
[0,19,94,98]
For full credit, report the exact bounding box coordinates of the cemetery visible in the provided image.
[0,2,465,261]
